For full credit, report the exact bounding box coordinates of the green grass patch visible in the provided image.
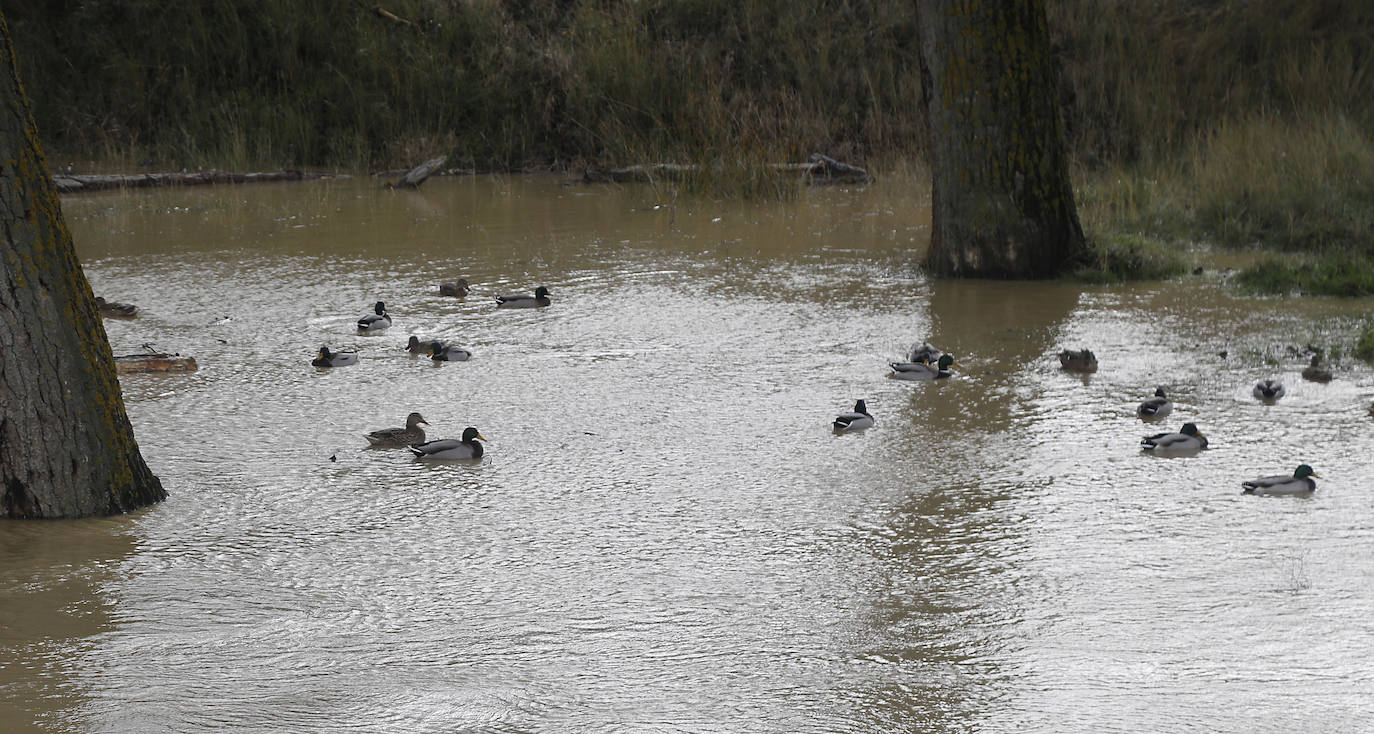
[1069,233,1190,283]
[1233,252,1374,297]
[1355,324,1374,363]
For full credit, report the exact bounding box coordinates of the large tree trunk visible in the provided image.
[915,0,1087,278]
[0,14,165,518]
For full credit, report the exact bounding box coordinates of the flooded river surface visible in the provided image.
[3,175,1374,732]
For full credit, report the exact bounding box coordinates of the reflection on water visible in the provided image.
[2,176,1373,732]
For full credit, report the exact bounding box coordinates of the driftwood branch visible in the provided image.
[582,153,873,185]
[54,170,345,194]
[394,155,448,189]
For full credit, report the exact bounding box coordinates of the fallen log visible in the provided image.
[583,154,873,185]
[114,352,198,374]
[53,170,347,194]
[393,156,448,189]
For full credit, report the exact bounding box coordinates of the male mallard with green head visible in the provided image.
[1243,464,1318,495]
[409,426,486,459]
[1141,422,1208,453]
[890,354,955,381]
[495,286,551,308]
[357,301,392,332]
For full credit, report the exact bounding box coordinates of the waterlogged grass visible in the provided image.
[1356,324,1374,363]
[1234,254,1374,297]
[1076,113,1374,292]
[1070,233,1190,284]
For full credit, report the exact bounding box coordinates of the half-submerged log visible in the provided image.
[395,156,448,189]
[114,352,198,374]
[53,170,344,194]
[583,154,872,185]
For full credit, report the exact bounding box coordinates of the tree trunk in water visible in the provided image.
[0,14,165,518]
[915,0,1087,278]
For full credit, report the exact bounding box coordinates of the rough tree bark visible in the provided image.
[0,14,165,518]
[915,0,1087,278]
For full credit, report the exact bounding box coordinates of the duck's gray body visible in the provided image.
[1243,465,1318,495]
[496,286,550,308]
[1141,422,1207,453]
[429,341,472,361]
[409,427,486,460]
[833,400,874,431]
[907,342,941,364]
[1137,388,1173,418]
[312,346,358,367]
[1253,379,1285,400]
[890,354,955,381]
[358,301,392,332]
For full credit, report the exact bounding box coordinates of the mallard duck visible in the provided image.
[311,346,358,367]
[833,399,874,431]
[495,286,550,308]
[1137,387,1173,418]
[429,341,472,362]
[1059,348,1098,372]
[365,412,429,447]
[1301,354,1332,383]
[439,278,470,297]
[1253,379,1285,401]
[357,301,392,332]
[1242,464,1318,495]
[889,354,955,381]
[406,336,435,354]
[907,341,941,364]
[95,296,138,318]
[408,426,485,459]
[1141,422,1208,452]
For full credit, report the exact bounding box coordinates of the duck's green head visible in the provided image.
[1294,464,1318,478]
[854,399,868,414]
[937,354,955,370]
[1181,422,1201,436]
[462,426,486,442]
[317,346,331,358]
[429,341,444,356]
[535,286,550,298]
[1154,387,1167,398]
[374,301,387,314]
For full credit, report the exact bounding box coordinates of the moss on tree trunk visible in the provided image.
[0,13,165,518]
[916,0,1087,278]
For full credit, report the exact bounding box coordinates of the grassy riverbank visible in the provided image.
[6,1,1372,290]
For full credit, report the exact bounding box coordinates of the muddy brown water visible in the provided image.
[2,175,1373,732]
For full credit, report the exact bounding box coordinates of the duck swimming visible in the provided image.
[365,412,429,447]
[409,426,486,460]
[439,278,470,297]
[406,336,435,354]
[430,341,472,362]
[907,341,941,364]
[311,346,358,367]
[1253,379,1285,401]
[1137,387,1173,419]
[495,286,551,308]
[889,354,956,381]
[1141,422,1208,453]
[357,301,392,332]
[1059,348,1098,372]
[1301,354,1332,383]
[1242,464,1318,495]
[833,399,874,431]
